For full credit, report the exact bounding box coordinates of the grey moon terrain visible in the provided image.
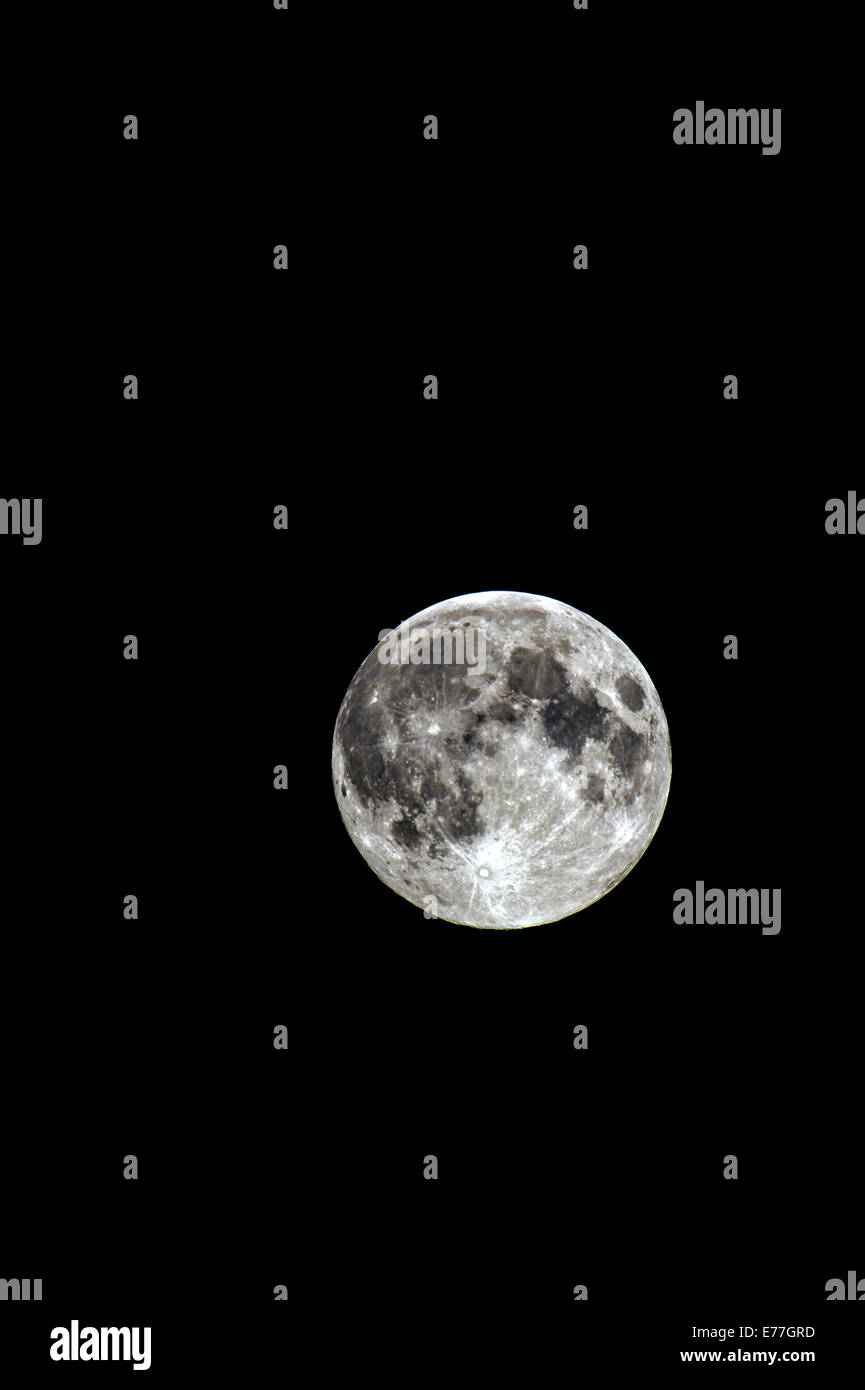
[332,591,672,929]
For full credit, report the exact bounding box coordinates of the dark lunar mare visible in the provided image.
[337,660,488,855]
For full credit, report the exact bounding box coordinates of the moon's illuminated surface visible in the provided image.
[332,591,671,928]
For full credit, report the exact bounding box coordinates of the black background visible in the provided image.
[2,0,860,1380]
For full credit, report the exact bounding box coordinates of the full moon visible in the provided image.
[332,591,671,928]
